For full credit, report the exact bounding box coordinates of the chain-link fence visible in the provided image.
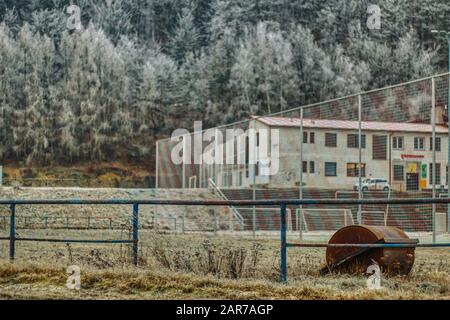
[156,73,450,239]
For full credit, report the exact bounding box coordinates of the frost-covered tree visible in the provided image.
[289,24,331,104]
[230,40,258,117]
[231,22,298,114]
[392,31,436,83]
[30,9,66,40]
[0,0,446,166]
[138,48,178,136]
[169,5,200,63]
[88,0,133,44]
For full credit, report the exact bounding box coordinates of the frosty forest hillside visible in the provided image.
[0,0,448,165]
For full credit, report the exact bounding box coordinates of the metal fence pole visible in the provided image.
[358,94,362,224]
[155,141,159,188]
[447,67,450,234]
[132,203,139,266]
[299,108,304,239]
[432,77,437,243]
[280,203,287,283]
[182,212,185,234]
[252,120,257,238]
[213,209,217,234]
[298,209,303,238]
[182,136,187,189]
[9,204,15,261]
[199,132,203,188]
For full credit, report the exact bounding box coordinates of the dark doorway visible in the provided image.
[406,173,419,191]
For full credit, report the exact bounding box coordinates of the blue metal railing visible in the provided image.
[0,201,139,265]
[0,197,449,280]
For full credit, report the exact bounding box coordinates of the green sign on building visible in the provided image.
[421,163,427,178]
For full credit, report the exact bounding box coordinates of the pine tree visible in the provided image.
[169,5,200,63]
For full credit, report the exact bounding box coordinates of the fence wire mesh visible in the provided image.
[155,73,450,241]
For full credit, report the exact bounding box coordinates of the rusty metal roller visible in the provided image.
[322,225,417,275]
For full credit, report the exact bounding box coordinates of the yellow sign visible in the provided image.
[407,163,417,173]
[420,179,427,189]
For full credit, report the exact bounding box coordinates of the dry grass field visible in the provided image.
[1,231,450,299]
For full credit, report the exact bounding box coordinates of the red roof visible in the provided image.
[254,116,448,134]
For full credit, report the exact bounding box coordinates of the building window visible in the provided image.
[392,136,404,150]
[325,133,337,147]
[373,135,387,160]
[414,137,424,150]
[223,173,231,187]
[325,162,337,176]
[302,161,307,173]
[303,132,315,144]
[393,165,404,181]
[347,134,366,148]
[429,163,441,185]
[310,161,315,174]
[430,137,441,151]
[346,163,366,177]
[237,172,242,187]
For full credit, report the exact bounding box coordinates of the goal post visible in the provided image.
[188,175,197,188]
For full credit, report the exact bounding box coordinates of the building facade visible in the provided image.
[218,107,449,191]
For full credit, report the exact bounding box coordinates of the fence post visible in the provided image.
[251,120,257,239]
[299,108,303,239]
[155,141,159,188]
[358,94,362,224]
[213,209,217,234]
[132,203,139,266]
[182,212,185,234]
[431,77,436,244]
[298,209,303,239]
[9,204,16,261]
[447,71,450,234]
[280,203,287,283]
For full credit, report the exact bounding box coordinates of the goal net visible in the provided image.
[361,210,387,226]
[298,208,354,232]
[236,207,292,231]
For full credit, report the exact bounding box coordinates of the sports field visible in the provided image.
[1,231,450,299]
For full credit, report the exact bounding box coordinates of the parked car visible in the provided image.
[353,178,390,191]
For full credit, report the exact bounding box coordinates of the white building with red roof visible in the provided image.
[230,106,449,191]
